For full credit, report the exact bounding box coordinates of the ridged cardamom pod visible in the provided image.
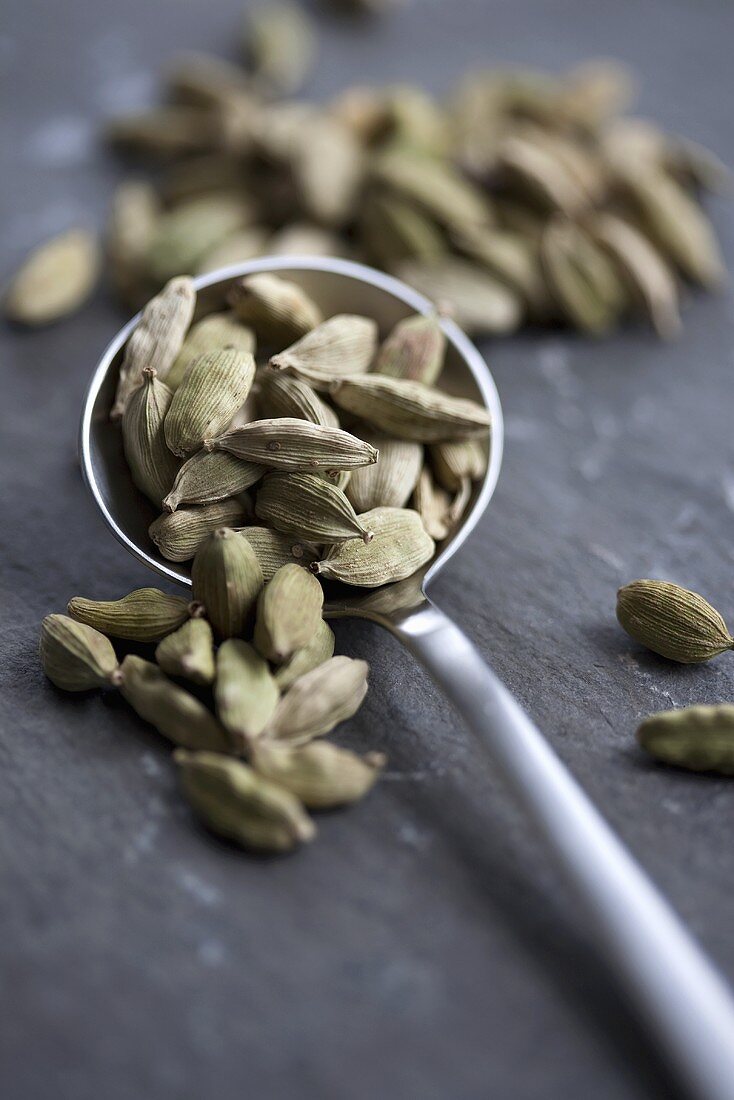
[5,228,100,327]
[111,276,196,419]
[237,527,319,582]
[150,497,247,562]
[175,749,315,852]
[208,417,378,472]
[68,588,192,642]
[163,450,263,512]
[430,439,487,492]
[164,348,256,457]
[268,656,369,744]
[119,655,229,751]
[192,527,264,638]
[165,309,256,392]
[255,472,374,544]
[330,375,491,443]
[373,313,447,386]
[122,368,181,507]
[257,369,339,428]
[413,465,451,540]
[454,228,548,316]
[274,618,335,691]
[145,194,249,284]
[251,741,386,809]
[540,219,625,335]
[215,639,280,744]
[39,614,119,691]
[268,314,378,388]
[616,580,734,663]
[637,705,734,775]
[228,273,323,344]
[346,433,423,512]
[312,507,434,587]
[396,258,521,336]
[253,563,324,662]
[155,616,215,685]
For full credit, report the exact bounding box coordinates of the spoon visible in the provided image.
[81,257,734,1100]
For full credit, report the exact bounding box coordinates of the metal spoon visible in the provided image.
[81,257,734,1100]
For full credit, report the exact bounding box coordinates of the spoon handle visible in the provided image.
[397,602,734,1100]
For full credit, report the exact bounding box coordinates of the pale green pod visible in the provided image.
[372,148,491,233]
[312,507,434,587]
[395,258,521,336]
[167,50,254,109]
[119,655,229,751]
[430,439,487,492]
[616,580,734,663]
[245,1,316,95]
[268,656,369,744]
[166,310,256,392]
[146,194,250,284]
[68,588,191,642]
[540,219,625,335]
[255,472,374,544]
[268,314,378,389]
[290,115,364,227]
[330,375,491,442]
[107,181,160,306]
[150,498,247,562]
[215,639,279,743]
[122,368,180,507]
[274,619,335,691]
[253,564,324,662]
[165,348,256,457]
[637,705,734,775]
[155,616,216,685]
[5,229,100,327]
[251,741,386,809]
[360,192,446,271]
[346,433,423,512]
[228,273,323,344]
[236,527,319,582]
[192,527,264,638]
[163,450,264,512]
[208,417,378,472]
[412,466,453,540]
[454,228,548,316]
[373,313,446,386]
[257,369,339,428]
[268,223,347,258]
[196,227,269,275]
[105,106,213,158]
[495,135,588,215]
[40,614,119,692]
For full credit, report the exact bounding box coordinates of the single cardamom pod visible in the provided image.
[192,527,264,638]
[165,309,256,392]
[412,466,453,540]
[430,439,487,492]
[372,148,491,234]
[111,276,196,419]
[346,433,423,512]
[253,563,324,662]
[330,375,490,443]
[68,588,192,642]
[175,749,315,852]
[245,1,315,95]
[119,655,229,751]
[163,450,263,512]
[165,348,256,457]
[274,618,335,691]
[228,273,323,344]
[255,472,374,544]
[5,228,100,327]
[268,314,378,389]
[155,616,216,685]
[312,507,434,587]
[105,106,213,158]
[257,368,339,428]
[637,705,734,775]
[616,580,734,663]
[395,258,521,336]
[107,181,160,307]
[290,116,363,228]
[268,222,348,258]
[495,135,587,215]
[40,614,119,691]
[384,85,448,155]
[196,227,270,275]
[146,193,250,284]
[208,417,378,472]
[237,527,319,581]
[166,50,254,110]
[150,498,247,562]
[454,227,549,317]
[269,656,369,744]
[360,192,446,271]
[373,313,446,386]
[251,741,386,809]
[540,219,626,335]
[215,639,280,744]
[122,367,180,507]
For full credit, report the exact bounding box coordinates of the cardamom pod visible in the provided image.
[208,417,378,472]
[163,449,263,512]
[454,227,548,316]
[346,433,423,511]
[360,192,446,271]
[150,498,247,562]
[68,588,192,642]
[106,106,214,158]
[396,258,521,336]
[228,273,323,344]
[214,639,280,745]
[268,314,378,389]
[119,655,229,751]
[540,219,625,335]
[122,367,180,507]
[268,656,369,744]
[267,222,348,258]
[637,705,734,775]
[196,227,269,275]
[253,563,324,662]
[175,749,315,852]
[495,135,587,215]
[237,527,319,581]
[146,193,250,284]
[616,580,734,663]
[290,116,363,227]
[155,616,216,685]
[192,527,264,638]
[251,741,386,808]
[373,313,446,386]
[167,51,254,110]
[245,1,315,95]
[40,614,119,691]
[412,466,453,540]
[5,228,100,327]
[430,439,487,492]
[372,148,490,234]
[274,618,335,691]
[311,507,434,587]
[165,348,256,457]
[166,309,256,392]
[330,375,490,443]
[255,472,374,544]
[257,368,340,428]
[107,181,160,307]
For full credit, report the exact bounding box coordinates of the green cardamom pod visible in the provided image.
[150,497,247,562]
[192,527,264,638]
[40,614,119,691]
[155,616,215,685]
[253,563,324,663]
[360,192,446,271]
[165,348,256,457]
[257,368,339,428]
[68,588,192,642]
[122,367,180,507]
[395,258,521,336]
[107,181,160,307]
[412,466,453,540]
[146,193,250,284]
[495,135,587,215]
[228,273,323,344]
[119,655,229,751]
[255,472,374,544]
[268,223,347,258]
[166,51,254,109]
[274,618,335,691]
[251,741,386,809]
[237,527,319,581]
[430,439,487,492]
[637,705,734,775]
[106,105,213,159]
[163,450,263,513]
[372,148,490,234]
[197,227,269,276]
[245,1,315,95]
[312,507,434,587]
[290,115,363,227]
[268,656,369,744]
[454,227,549,317]
[215,639,280,744]
[5,228,100,327]
[330,375,491,443]
[268,314,378,388]
[346,433,423,512]
[175,749,315,852]
[373,313,446,386]
[208,417,378,472]
[616,580,734,663]
[165,309,256,392]
[540,219,625,335]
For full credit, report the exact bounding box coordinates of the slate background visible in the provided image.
[1,2,733,1098]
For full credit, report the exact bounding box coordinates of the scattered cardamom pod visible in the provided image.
[107,181,160,307]
[257,368,340,428]
[330,375,491,442]
[430,439,487,492]
[373,147,490,234]
[268,656,369,744]
[165,348,256,457]
[312,506,434,586]
[192,527,264,638]
[540,219,626,335]
[150,498,247,562]
[637,705,734,775]
[106,106,214,159]
[290,116,364,228]
[245,1,316,95]
[269,314,378,388]
[274,618,336,691]
[207,417,378,471]
[146,193,250,284]
[39,614,119,692]
[412,465,453,540]
[254,563,324,662]
[616,579,734,663]
[346,433,423,511]
[155,616,216,685]
[68,588,192,642]
[251,741,386,808]
[163,449,263,513]
[215,639,280,744]
[360,191,446,271]
[5,229,100,326]
[237,527,319,581]
[228,273,323,344]
[396,258,522,335]
[373,313,446,386]
[122,367,180,508]
[119,655,229,751]
[196,226,271,275]
[255,472,374,544]
[165,309,256,392]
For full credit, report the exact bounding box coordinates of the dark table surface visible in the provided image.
[2,2,733,1098]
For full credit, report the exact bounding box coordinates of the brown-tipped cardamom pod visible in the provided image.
[208,417,378,472]
[412,465,454,540]
[251,741,386,809]
[430,439,487,492]
[396,259,521,336]
[5,228,100,327]
[274,618,335,691]
[228,273,323,344]
[540,219,625,335]
[255,472,374,544]
[164,348,256,457]
[175,749,315,852]
[163,450,263,512]
[253,563,324,663]
[616,580,734,663]
[150,498,247,562]
[257,369,339,428]
[346,434,423,512]
[165,309,256,392]
[269,656,369,744]
[146,194,250,284]
[111,276,196,419]
[192,527,264,638]
[122,368,180,508]
[330,375,491,442]
[119,655,229,751]
[68,588,191,642]
[237,527,319,582]
[374,313,446,386]
[312,507,434,587]
[40,614,119,692]
[215,639,279,743]
[268,314,378,388]
[637,705,734,775]
[155,616,216,686]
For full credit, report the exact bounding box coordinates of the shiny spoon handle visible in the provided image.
[396,602,734,1100]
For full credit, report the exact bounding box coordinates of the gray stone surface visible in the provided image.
[1,2,733,1098]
